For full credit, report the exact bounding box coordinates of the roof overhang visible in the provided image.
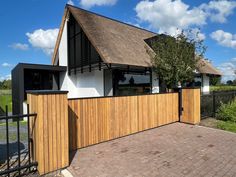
[12,63,67,72]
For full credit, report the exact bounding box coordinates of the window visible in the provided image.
[68,14,100,74]
[112,70,151,96]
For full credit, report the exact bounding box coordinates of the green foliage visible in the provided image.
[0,94,12,112]
[217,120,236,133]
[227,80,234,85]
[210,86,236,92]
[210,76,221,86]
[0,79,11,89]
[216,100,236,122]
[151,30,206,89]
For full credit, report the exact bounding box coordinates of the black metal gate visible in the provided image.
[0,104,38,176]
[201,91,236,119]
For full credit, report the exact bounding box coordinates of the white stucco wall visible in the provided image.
[60,70,104,98]
[58,19,68,67]
[152,71,159,93]
[58,19,104,98]
[23,102,28,121]
[202,74,210,93]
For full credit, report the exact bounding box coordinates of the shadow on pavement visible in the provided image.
[0,141,25,164]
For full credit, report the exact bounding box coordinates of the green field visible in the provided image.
[210,86,236,92]
[0,89,11,95]
[0,92,12,113]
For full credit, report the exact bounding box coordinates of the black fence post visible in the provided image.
[212,91,216,117]
[5,105,10,177]
[27,104,31,172]
[178,88,182,121]
[17,110,21,176]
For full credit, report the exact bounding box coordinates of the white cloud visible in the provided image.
[192,28,206,41]
[217,62,236,82]
[210,30,236,49]
[80,0,117,9]
[200,0,236,23]
[135,0,207,35]
[0,74,11,81]
[9,43,29,50]
[26,28,59,56]
[184,28,206,41]
[2,63,11,67]
[135,0,236,35]
[231,58,236,62]
[67,0,74,5]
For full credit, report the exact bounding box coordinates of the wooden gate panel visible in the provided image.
[181,89,200,124]
[68,93,179,150]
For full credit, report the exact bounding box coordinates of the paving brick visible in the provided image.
[68,123,236,177]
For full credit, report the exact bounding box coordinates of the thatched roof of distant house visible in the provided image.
[197,58,222,76]
[52,5,222,76]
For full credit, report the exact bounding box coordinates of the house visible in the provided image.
[12,4,221,114]
[52,5,221,98]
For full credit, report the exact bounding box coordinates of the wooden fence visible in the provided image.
[68,93,179,150]
[27,88,200,175]
[27,91,69,175]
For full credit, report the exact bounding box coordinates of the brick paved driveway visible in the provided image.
[68,123,236,177]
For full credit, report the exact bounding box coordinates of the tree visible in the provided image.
[0,79,11,89]
[226,80,233,85]
[210,76,221,86]
[233,79,236,86]
[150,30,206,91]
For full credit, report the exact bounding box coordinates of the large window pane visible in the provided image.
[113,70,151,96]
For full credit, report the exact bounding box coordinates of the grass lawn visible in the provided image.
[0,131,28,142]
[0,90,11,95]
[0,121,28,142]
[200,118,236,133]
[210,85,236,92]
[217,120,236,133]
[0,94,12,112]
[0,121,27,127]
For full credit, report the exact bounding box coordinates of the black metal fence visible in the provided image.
[201,90,236,119]
[0,104,38,176]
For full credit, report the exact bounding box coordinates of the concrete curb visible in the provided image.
[61,169,73,177]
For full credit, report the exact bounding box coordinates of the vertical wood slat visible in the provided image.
[181,89,200,124]
[68,93,180,150]
[27,92,69,175]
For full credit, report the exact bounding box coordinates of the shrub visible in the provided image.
[216,99,236,122]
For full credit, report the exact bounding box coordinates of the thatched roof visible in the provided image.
[52,5,156,67]
[52,5,222,76]
[197,58,222,76]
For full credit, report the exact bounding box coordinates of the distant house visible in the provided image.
[12,4,221,114]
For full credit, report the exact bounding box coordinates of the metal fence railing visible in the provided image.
[0,105,38,176]
[201,90,236,119]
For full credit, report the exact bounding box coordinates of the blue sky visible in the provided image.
[0,0,236,81]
